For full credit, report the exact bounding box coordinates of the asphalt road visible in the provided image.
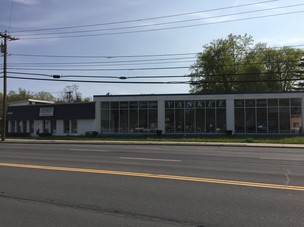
[0,143,304,227]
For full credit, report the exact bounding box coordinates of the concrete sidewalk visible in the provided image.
[2,138,304,149]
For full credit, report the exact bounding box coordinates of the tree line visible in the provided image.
[1,84,91,103]
[190,34,304,93]
[0,84,91,116]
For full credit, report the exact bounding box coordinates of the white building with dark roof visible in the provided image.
[5,92,304,136]
[7,102,95,136]
[94,92,304,135]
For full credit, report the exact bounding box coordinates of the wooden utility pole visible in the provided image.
[1,31,18,141]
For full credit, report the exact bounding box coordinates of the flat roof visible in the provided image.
[94,91,304,98]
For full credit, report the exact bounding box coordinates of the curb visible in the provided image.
[2,139,304,149]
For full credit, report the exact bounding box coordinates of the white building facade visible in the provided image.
[94,92,304,135]
[7,102,96,136]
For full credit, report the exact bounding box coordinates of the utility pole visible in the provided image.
[66,91,73,103]
[1,31,18,141]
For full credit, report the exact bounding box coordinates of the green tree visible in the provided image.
[260,47,304,92]
[7,88,34,102]
[190,34,255,93]
[190,34,304,93]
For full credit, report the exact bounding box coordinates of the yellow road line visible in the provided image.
[1,162,304,191]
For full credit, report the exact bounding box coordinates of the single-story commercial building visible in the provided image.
[7,102,95,136]
[94,92,304,135]
[5,92,304,136]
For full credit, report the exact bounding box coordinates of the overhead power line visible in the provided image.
[6,75,304,85]
[7,66,192,71]
[11,0,277,33]
[9,52,197,59]
[15,10,304,40]
[8,43,304,59]
[7,70,303,80]
[9,58,302,68]
[8,61,194,68]
[7,76,190,84]
[7,57,303,72]
[16,3,303,37]
[8,71,189,79]
[8,56,197,66]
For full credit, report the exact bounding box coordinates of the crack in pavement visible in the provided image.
[0,194,204,227]
[285,169,291,186]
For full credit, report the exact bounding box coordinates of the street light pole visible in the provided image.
[1,31,18,141]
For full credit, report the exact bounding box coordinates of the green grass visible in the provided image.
[8,135,304,144]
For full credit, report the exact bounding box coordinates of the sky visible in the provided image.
[1,0,304,99]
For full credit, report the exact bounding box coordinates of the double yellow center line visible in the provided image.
[1,162,304,191]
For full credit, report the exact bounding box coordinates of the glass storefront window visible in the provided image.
[139,101,148,108]
[185,109,195,133]
[130,101,138,109]
[120,109,129,133]
[235,108,245,133]
[185,100,195,109]
[257,99,267,107]
[279,99,290,107]
[257,108,267,133]
[206,108,215,133]
[110,102,119,109]
[175,109,184,132]
[165,109,174,133]
[268,99,278,107]
[149,109,158,132]
[291,106,301,133]
[101,101,158,134]
[216,100,226,108]
[165,101,174,108]
[120,102,129,109]
[101,102,109,109]
[195,100,205,108]
[175,101,184,109]
[130,109,138,133]
[196,109,205,133]
[235,99,244,107]
[101,109,110,133]
[206,100,215,108]
[246,107,256,133]
[279,107,290,133]
[110,109,119,133]
[149,101,158,109]
[245,99,255,107]
[291,98,301,107]
[164,99,226,134]
[268,107,279,133]
[139,109,148,132]
[216,108,226,133]
[235,98,302,134]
